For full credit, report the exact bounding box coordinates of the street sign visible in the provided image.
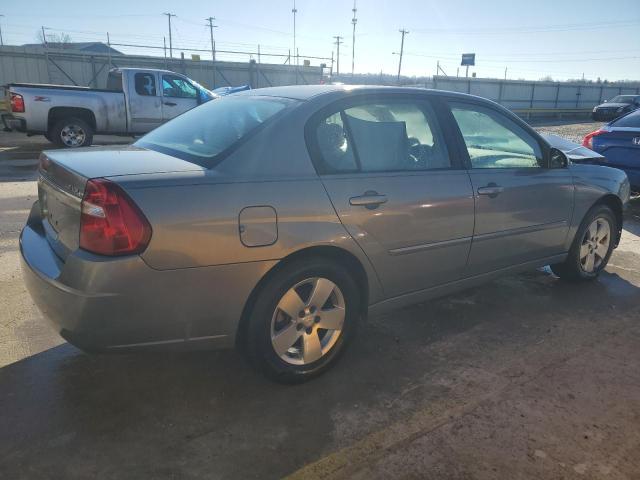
[461,53,475,66]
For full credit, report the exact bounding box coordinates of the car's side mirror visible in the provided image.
[549,148,569,169]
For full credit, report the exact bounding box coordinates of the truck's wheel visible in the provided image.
[50,117,94,148]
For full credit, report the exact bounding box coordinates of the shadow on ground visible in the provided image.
[1,257,639,479]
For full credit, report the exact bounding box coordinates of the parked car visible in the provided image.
[582,109,640,190]
[212,85,251,96]
[591,95,640,121]
[21,86,630,383]
[2,68,217,148]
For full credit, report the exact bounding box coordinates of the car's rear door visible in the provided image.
[444,100,574,275]
[161,74,199,121]
[309,94,475,298]
[127,71,163,133]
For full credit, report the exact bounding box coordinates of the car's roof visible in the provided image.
[235,84,480,102]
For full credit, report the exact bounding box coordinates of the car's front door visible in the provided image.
[127,71,163,133]
[161,74,199,121]
[446,101,574,275]
[309,96,475,298]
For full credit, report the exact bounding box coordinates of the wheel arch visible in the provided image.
[235,245,370,350]
[48,107,97,132]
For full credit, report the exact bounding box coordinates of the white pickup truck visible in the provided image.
[2,68,217,147]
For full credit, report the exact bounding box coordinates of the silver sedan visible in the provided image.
[21,86,630,382]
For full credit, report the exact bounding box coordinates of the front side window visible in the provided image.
[136,96,293,167]
[134,73,156,96]
[313,100,450,174]
[162,75,197,99]
[450,103,543,169]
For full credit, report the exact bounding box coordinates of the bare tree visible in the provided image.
[36,29,73,46]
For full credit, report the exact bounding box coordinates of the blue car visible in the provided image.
[583,109,640,190]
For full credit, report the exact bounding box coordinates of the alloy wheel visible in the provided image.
[60,124,86,147]
[270,277,345,365]
[580,217,611,273]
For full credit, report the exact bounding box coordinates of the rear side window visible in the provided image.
[612,109,640,128]
[313,100,450,174]
[136,96,293,167]
[134,73,156,96]
[106,71,123,92]
[450,103,543,169]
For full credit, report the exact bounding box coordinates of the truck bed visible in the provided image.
[8,83,123,93]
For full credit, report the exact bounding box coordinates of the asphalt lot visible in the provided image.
[1,123,639,479]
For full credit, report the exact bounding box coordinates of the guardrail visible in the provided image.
[512,108,593,120]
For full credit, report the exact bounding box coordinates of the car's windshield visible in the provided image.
[135,96,294,167]
[609,95,635,104]
[612,109,640,128]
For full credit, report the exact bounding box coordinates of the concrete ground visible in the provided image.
[1,123,639,479]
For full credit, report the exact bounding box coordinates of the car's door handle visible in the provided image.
[477,185,504,198]
[349,192,388,209]
[164,101,177,106]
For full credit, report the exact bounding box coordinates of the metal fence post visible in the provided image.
[554,83,559,108]
[529,83,535,109]
[497,80,503,105]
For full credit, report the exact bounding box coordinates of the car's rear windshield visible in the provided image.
[136,95,295,168]
[612,109,640,128]
[609,95,635,104]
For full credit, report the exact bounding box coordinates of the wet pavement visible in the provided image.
[1,134,640,478]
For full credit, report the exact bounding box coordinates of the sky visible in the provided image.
[1,0,639,81]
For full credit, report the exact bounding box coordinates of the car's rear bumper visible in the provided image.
[1,113,26,132]
[20,202,276,352]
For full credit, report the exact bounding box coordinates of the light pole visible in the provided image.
[0,15,4,47]
[292,0,297,67]
[351,1,357,75]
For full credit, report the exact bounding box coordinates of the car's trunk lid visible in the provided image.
[37,145,205,260]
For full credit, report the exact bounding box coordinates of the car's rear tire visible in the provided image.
[245,258,361,383]
[50,117,94,148]
[550,204,616,281]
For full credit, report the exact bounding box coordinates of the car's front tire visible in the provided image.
[245,258,361,383]
[551,204,616,281]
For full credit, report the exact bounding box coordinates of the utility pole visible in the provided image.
[41,26,47,47]
[163,12,176,58]
[333,36,343,76]
[292,0,297,68]
[504,67,507,80]
[351,0,357,76]
[206,16,217,88]
[0,15,4,47]
[397,29,408,85]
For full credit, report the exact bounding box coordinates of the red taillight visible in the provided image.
[582,129,605,150]
[80,178,152,256]
[10,93,25,113]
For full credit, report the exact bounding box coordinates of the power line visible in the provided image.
[163,12,176,58]
[411,19,640,35]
